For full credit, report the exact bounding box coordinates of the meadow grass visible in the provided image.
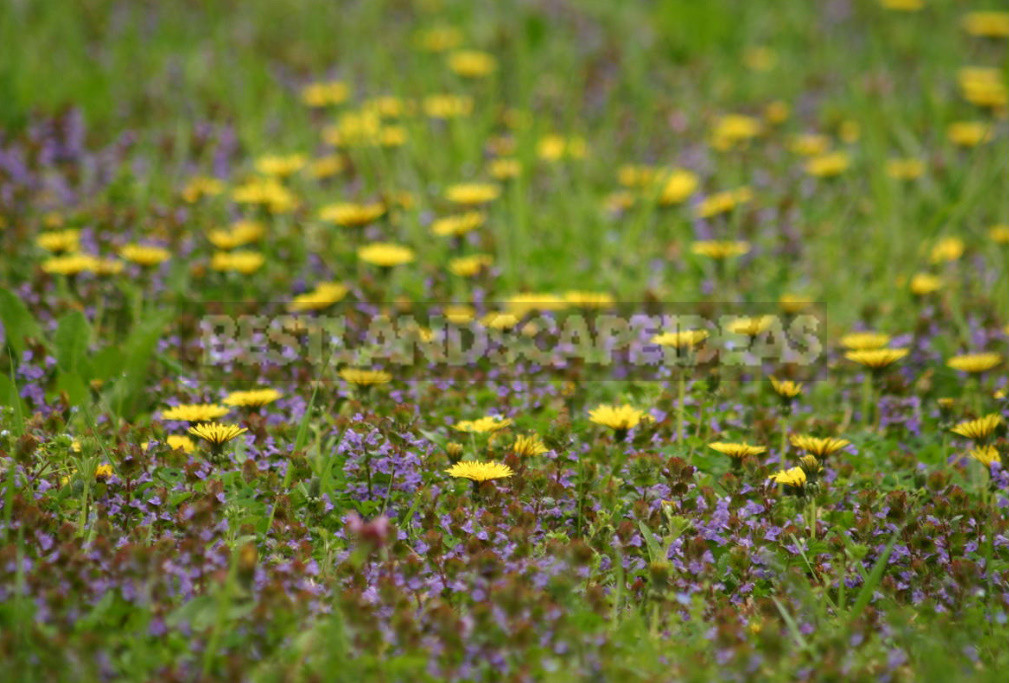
[2,0,1009,680]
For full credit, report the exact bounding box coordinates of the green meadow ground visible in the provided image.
[2,0,1009,680]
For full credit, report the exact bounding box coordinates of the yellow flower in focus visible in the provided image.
[844,348,909,370]
[589,404,648,433]
[453,416,513,434]
[951,414,1003,442]
[319,202,386,227]
[947,121,992,147]
[301,80,350,107]
[768,466,807,488]
[805,152,850,177]
[211,250,265,275]
[95,464,114,483]
[432,211,486,237]
[223,388,283,408]
[166,435,196,454]
[445,183,501,206]
[886,158,925,180]
[357,243,415,268]
[36,229,80,253]
[840,332,891,350]
[188,422,248,446]
[770,377,803,399]
[789,435,850,457]
[449,254,494,277]
[287,282,349,312]
[962,12,1009,38]
[946,352,1001,374]
[708,442,767,459]
[970,445,1001,467]
[447,50,497,78]
[445,460,514,482]
[161,404,230,422]
[339,368,393,386]
[513,434,549,457]
[691,240,751,260]
[120,244,171,267]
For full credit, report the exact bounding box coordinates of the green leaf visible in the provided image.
[0,371,25,433]
[104,311,171,420]
[0,287,42,357]
[54,310,90,376]
[54,370,89,407]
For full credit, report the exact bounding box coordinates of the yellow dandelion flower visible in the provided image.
[840,332,891,351]
[95,464,114,483]
[537,135,588,161]
[789,435,851,457]
[443,305,476,325]
[930,237,965,263]
[444,183,501,206]
[481,312,520,330]
[947,352,1001,374]
[844,348,910,369]
[806,151,850,177]
[301,80,350,108]
[779,294,814,314]
[886,158,925,180]
[255,154,307,177]
[188,422,249,446]
[208,220,265,250]
[743,46,777,72]
[764,100,790,124]
[166,435,196,454]
[947,121,993,147]
[694,187,753,219]
[651,329,709,349]
[41,254,99,276]
[211,250,265,275]
[504,293,568,316]
[768,466,807,488]
[564,291,615,308]
[708,442,767,459]
[432,211,486,237]
[727,315,774,337]
[962,12,1009,39]
[36,229,80,253]
[423,94,474,119]
[181,176,225,202]
[357,243,415,268]
[161,404,231,422]
[655,170,701,205]
[287,282,349,312]
[339,368,392,386]
[488,158,521,179]
[770,377,803,399]
[710,114,763,149]
[447,50,497,78]
[951,414,1003,442]
[970,445,1001,467]
[589,404,647,432]
[319,202,386,227]
[223,388,282,407]
[691,240,751,259]
[880,0,923,11]
[445,460,514,482]
[958,67,1008,108]
[449,254,494,277]
[788,134,831,156]
[513,434,549,457]
[120,244,171,267]
[453,416,513,434]
[989,225,1009,244]
[909,273,943,296]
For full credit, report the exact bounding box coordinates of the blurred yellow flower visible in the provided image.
[161,404,230,422]
[790,435,850,457]
[537,135,588,161]
[958,67,1007,108]
[288,282,349,312]
[255,153,307,177]
[447,50,497,78]
[743,46,777,72]
[181,176,225,203]
[432,211,486,237]
[339,368,393,386]
[947,121,993,147]
[951,414,1003,441]
[709,442,766,459]
[909,273,943,296]
[211,250,265,274]
[301,80,350,107]
[319,202,386,227]
[962,11,1009,38]
[788,134,831,156]
[880,0,923,11]
[445,183,501,206]
[930,237,965,263]
[513,434,549,457]
[989,225,1009,244]
[589,404,647,432]
[423,94,474,119]
[453,416,513,433]
[770,377,803,399]
[695,187,753,219]
[805,152,850,177]
[36,229,80,253]
[845,348,909,369]
[449,254,493,277]
[691,240,751,259]
[358,243,415,267]
[415,25,464,52]
[840,332,891,350]
[946,352,1001,374]
[886,158,925,180]
[223,388,283,407]
[120,244,171,267]
[208,220,265,250]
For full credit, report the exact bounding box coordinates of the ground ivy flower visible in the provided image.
[947,353,1001,374]
[445,460,514,482]
[223,388,282,408]
[161,404,230,422]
